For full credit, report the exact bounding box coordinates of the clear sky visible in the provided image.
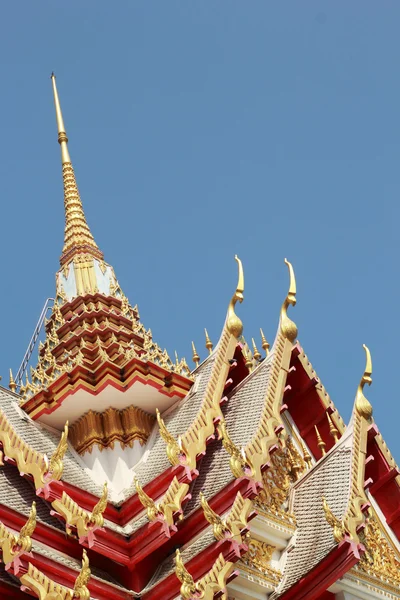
[0,3,398,459]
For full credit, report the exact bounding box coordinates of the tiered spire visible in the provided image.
[51,74,103,265]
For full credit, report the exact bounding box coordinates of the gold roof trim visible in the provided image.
[51,74,103,265]
[240,260,299,482]
[0,409,64,490]
[21,562,72,600]
[324,345,373,544]
[175,549,235,600]
[200,491,253,543]
[158,256,244,471]
[20,549,90,600]
[134,476,189,527]
[0,501,36,565]
[51,482,108,539]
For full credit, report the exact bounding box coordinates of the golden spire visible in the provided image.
[191,341,200,367]
[205,329,213,354]
[327,413,339,443]
[9,369,16,393]
[226,255,244,338]
[355,344,373,421]
[243,342,253,371]
[50,74,103,265]
[314,425,326,456]
[280,259,298,342]
[301,440,312,468]
[260,328,270,354]
[252,338,261,362]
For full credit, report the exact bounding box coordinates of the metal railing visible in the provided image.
[15,298,55,386]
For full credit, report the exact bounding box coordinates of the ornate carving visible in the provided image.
[240,538,281,584]
[322,497,347,543]
[255,438,304,518]
[341,345,374,542]
[21,562,72,600]
[218,419,253,479]
[200,491,252,543]
[356,517,400,586]
[135,476,189,526]
[69,406,155,454]
[48,422,69,481]
[0,502,37,564]
[0,409,48,489]
[73,550,91,600]
[51,483,108,539]
[175,550,234,600]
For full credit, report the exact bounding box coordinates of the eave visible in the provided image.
[278,539,362,600]
[22,356,192,421]
[283,343,345,460]
[141,537,244,600]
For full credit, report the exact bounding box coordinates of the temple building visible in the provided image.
[0,75,399,600]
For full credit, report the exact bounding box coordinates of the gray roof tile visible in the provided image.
[277,433,353,595]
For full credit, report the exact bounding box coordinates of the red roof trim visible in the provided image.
[278,540,362,600]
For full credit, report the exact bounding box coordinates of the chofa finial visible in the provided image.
[280,258,298,342]
[226,255,244,338]
[355,344,373,420]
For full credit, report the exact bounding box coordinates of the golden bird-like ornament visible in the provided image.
[355,344,373,421]
[280,259,298,342]
[226,255,244,338]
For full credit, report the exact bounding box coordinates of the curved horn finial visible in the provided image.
[355,344,373,420]
[280,258,298,342]
[226,255,244,338]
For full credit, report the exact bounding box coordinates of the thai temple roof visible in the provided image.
[0,76,399,600]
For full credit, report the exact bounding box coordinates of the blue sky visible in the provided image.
[0,3,398,458]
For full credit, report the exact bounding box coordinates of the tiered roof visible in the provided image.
[0,76,399,600]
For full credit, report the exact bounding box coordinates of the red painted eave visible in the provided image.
[278,540,362,600]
